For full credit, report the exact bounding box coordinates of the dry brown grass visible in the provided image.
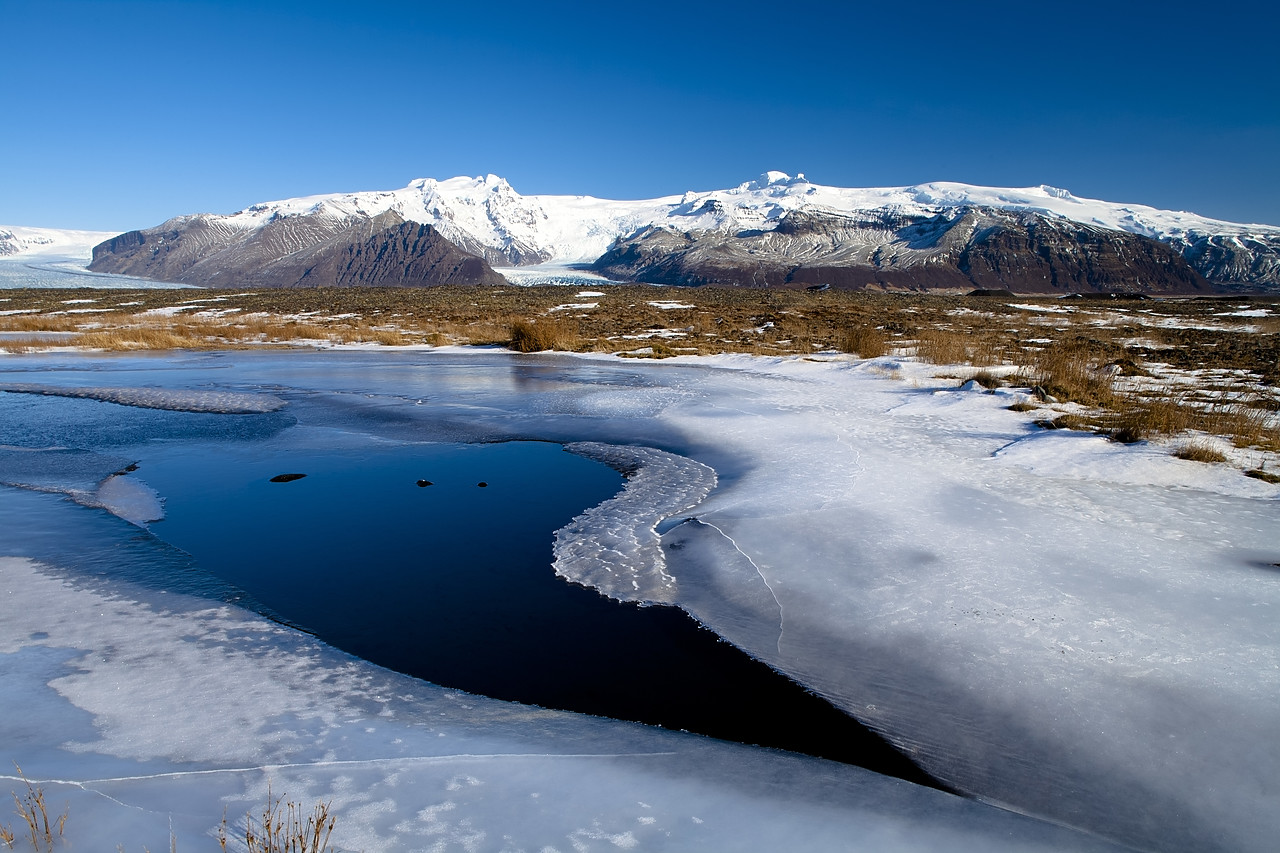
[75,327,205,351]
[838,325,887,358]
[510,318,580,352]
[218,787,335,853]
[1108,394,1195,442]
[277,322,329,341]
[967,370,1004,389]
[1200,402,1275,449]
[915,328,970,365]
[1101,393,1279,449]
[3,765,67,852]
[1173,441,1228,464]
[0,337,63,354]
[0,314,80,332]
[1025,341,1118,407]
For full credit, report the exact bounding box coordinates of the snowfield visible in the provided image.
[2,348,1277,852]
[200,172,1280,267]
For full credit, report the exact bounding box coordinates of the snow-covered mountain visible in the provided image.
[88,174,1280,291]
[0,224,119,260]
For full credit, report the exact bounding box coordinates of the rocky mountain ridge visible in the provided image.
[86,173,1280,292]
[592,206,1213,294]
[90,211,504,289]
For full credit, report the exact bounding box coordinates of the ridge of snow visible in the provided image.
[147,173,1280,266]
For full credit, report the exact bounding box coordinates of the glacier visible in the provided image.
[2,347,1277,851]
[0,223,190,289]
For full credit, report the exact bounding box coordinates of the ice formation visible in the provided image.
[554,442,717,603]
[0,382,286,413]
[0,548,1117,852]
[1,347,1277,852]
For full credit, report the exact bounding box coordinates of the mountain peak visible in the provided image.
[80,173,1280,290]
[740,171,808,192]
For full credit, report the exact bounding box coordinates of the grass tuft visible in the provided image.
[1109,394,1195,443]
[0,314,80,333]
[838,325,887,358]
[219,786,336,853]
[4,764,67,852]
[1027,341,1117,407]
[969,370,1003,389]
[509,318,580,352]
[1172,441,1228,464]
[915,328,970,365]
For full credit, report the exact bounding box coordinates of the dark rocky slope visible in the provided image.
[90,211,505,288]
[592,208,1213,294]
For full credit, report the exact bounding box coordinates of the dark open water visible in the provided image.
[133,438,938,786]
[0,386,936,786]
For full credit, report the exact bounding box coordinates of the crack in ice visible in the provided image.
[0,751,683,789]
[695,519,785,655]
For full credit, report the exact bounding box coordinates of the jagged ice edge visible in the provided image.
[553,442,717,604]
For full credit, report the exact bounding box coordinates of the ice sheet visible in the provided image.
[1,348,1277,852]
[0,551,1114,852]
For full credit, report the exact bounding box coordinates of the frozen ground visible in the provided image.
[1,348,1277,851]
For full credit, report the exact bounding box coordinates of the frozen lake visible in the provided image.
[101,432,927,778]
[2,346,1277,851]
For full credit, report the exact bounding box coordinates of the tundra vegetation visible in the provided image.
[2,286,1277,475]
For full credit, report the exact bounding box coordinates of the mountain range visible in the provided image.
[61,173,1280,292]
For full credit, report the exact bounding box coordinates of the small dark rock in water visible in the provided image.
[416,479,433,487]
[477,481,488,487]
[270,473,307,483]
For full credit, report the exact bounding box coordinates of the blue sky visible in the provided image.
[3,0,1278,230]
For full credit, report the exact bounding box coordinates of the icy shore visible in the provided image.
[2,348,1277,851]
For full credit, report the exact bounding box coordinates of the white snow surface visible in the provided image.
[2,348,1278,852]
[0,224,117,260]
[203,172,1280,265]
[0,554,1115,852]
